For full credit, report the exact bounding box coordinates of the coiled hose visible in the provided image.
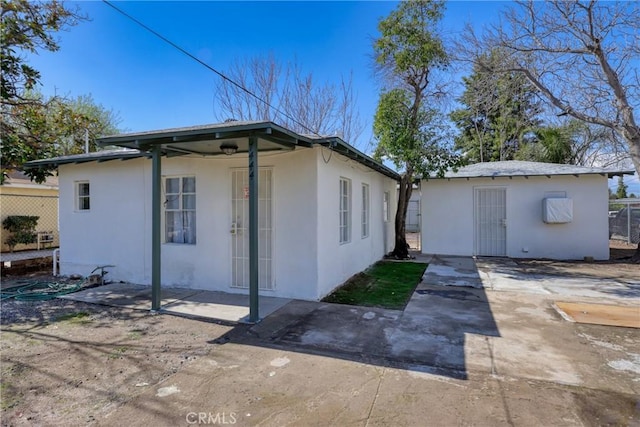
[0,279,85,301]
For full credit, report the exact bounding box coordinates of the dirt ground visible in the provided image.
[510,240,639,283]
[0,243,638,426]
[1,299,233,426]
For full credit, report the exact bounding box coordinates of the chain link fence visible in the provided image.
[608,199,640,244]
[1,193,59,252]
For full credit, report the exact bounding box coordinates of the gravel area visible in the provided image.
[1,298,108,325]
[1,275,92,324]
[1,296,233,426]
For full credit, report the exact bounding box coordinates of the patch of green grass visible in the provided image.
[322,261,427,310]
[127,331,142,340]
[54,311,91,324]
[0,381,20,410]
[107,346,128,359]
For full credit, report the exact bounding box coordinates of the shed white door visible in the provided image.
[474,188,507,256]
[231,168,273,290]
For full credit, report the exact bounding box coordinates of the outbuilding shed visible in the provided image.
[420,161,634,260]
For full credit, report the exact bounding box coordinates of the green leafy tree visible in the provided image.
[55,94,122,154]
[516,126,573,164]
[1,0,84,182]
[2,92,122,183]
[374,89,459,178]
[616,176,628,200]
[1,0,83,103]
[373,0,461,259]
[0,1,122,183]
[450,49,541,162]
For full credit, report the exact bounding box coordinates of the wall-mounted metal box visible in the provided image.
[543,198,573,224]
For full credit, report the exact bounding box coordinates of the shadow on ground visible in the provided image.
[210,256,500,381]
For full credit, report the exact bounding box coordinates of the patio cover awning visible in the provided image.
[25,122,399,180]
[94,121,313,323]
[96,120,313,155]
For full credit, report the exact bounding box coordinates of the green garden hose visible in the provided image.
[1,279,85,301]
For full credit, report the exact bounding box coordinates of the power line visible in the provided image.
[101,0,320,137]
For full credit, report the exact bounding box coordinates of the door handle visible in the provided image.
[230,222,237,234]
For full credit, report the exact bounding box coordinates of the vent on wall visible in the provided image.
[543,198,573,224]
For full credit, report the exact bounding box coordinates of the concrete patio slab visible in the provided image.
[0,249,55,263]
[476,258,640,303]
[250,255,639,393]
[59,282,198,310]
[162,290,291,323]
[420,255,483,288]
[60,282,290,323]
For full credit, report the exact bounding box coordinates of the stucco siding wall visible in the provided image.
[58,160,148,282]
[264,149,319,299]
[421,175,609,260]
[315,147,397,299]
[58,148,320,299]
[421,180,474,256]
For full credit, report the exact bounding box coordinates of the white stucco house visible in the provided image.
[27,121,398,310]
[421,161,634,260]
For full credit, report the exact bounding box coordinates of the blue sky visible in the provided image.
[28,1,497,139]
[26,0,638,194]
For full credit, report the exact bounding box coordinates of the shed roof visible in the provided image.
[25,121,400,180]
[426,160,635,180]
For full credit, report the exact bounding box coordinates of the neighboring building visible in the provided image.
[0,171,59,252]
[420,161,634,260]
[27,121,398,301]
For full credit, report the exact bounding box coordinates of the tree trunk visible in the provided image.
[391,172,413,259]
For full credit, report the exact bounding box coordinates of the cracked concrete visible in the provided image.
[5,255,637,426]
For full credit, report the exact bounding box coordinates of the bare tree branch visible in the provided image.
[212,54,365,148]
[458,0,640,176]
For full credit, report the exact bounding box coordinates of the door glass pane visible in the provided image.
[165,196,179,210]
[182,177,196,193]
[183,194,196,210]
[166,178,179,194]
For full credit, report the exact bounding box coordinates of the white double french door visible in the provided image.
[474,188,507,257]
[230,168,273,290]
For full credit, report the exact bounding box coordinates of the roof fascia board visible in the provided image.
[316,137,400,180]
[24,152,148,168]
[98,122,314,149]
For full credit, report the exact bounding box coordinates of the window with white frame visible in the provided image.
[165,176,196,244]
[361,183,370,238]
[339,177,351,244]
[76,181,90,211]
[383,191,390,222]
